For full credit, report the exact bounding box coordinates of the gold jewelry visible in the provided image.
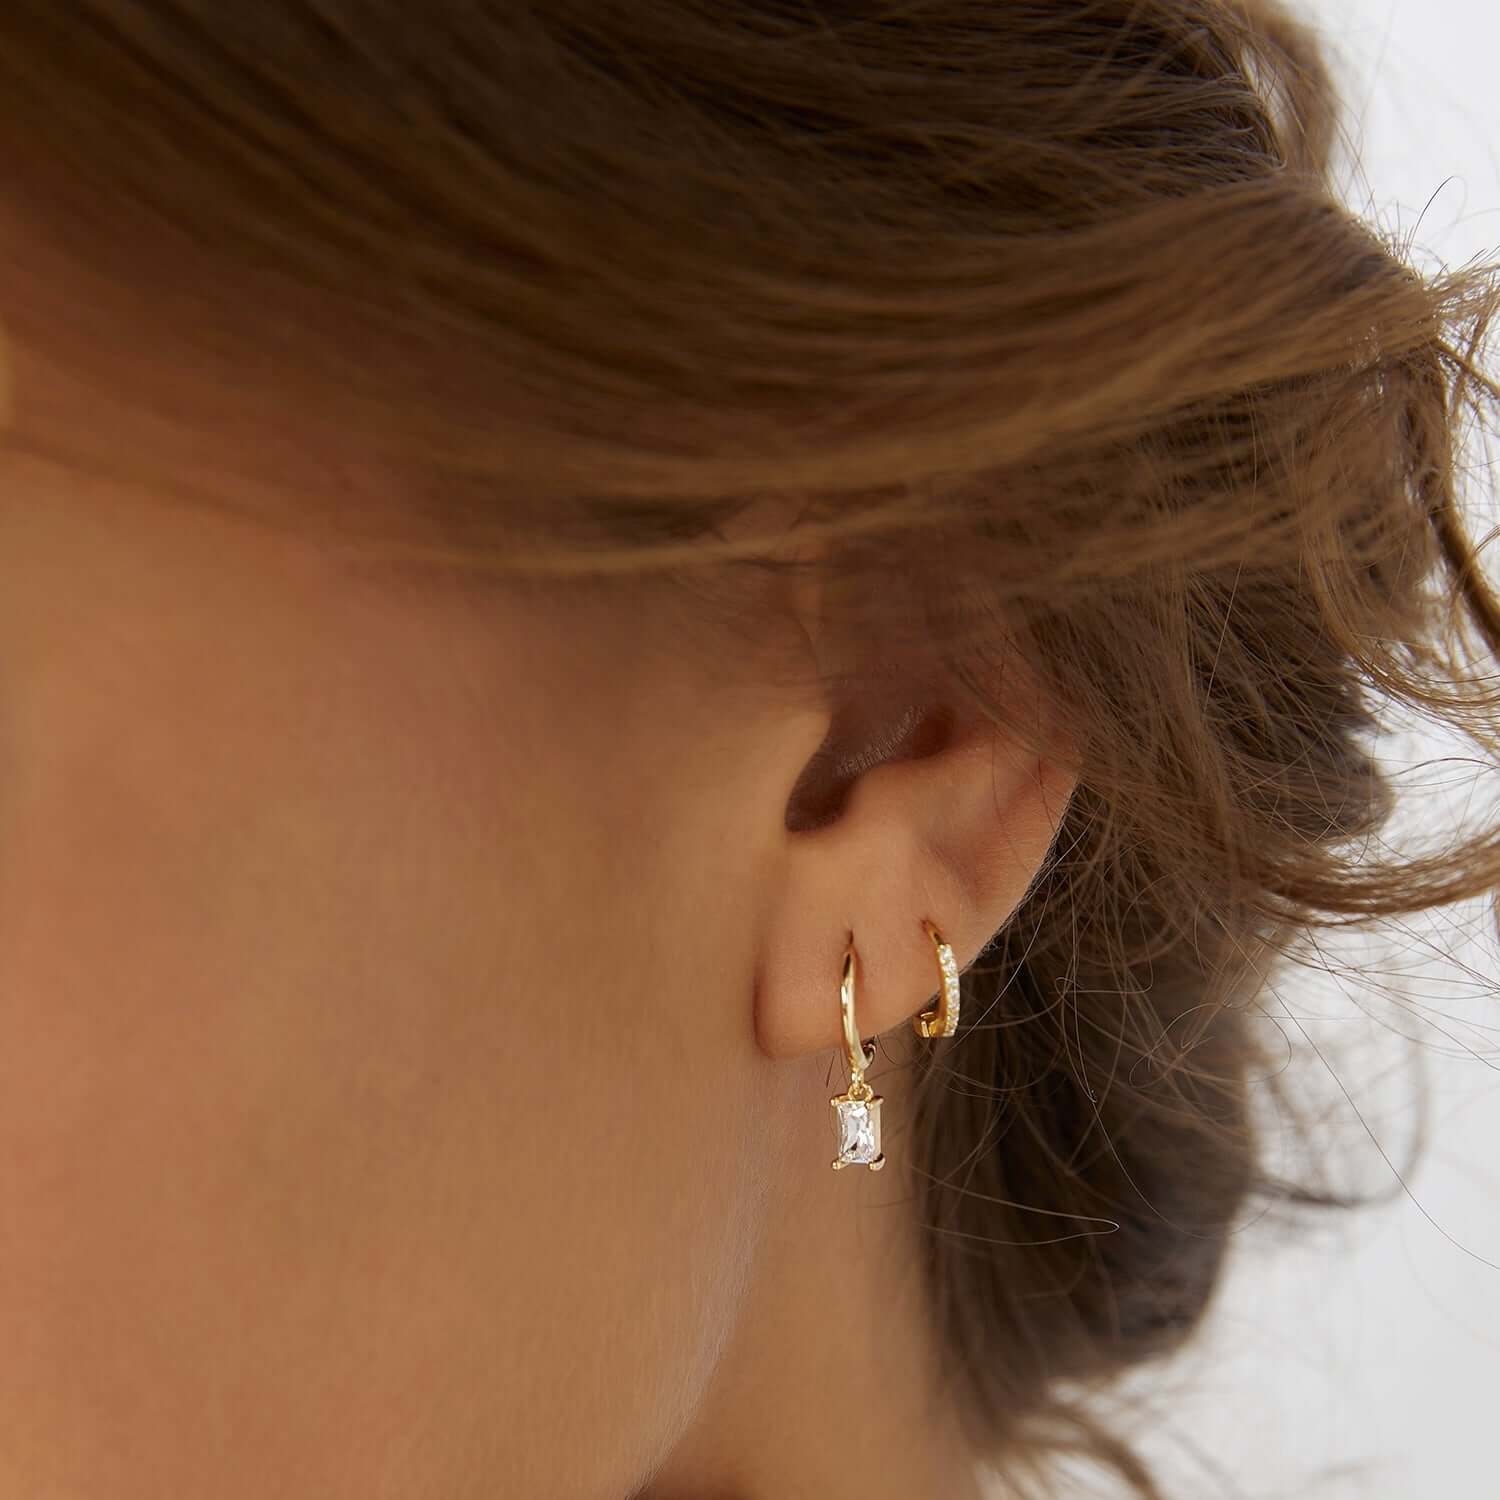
[829,941,885,1171]
[912,919,960,1038]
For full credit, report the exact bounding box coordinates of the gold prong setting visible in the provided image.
[831,1090,885,1170]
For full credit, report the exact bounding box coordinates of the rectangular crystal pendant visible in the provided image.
[831,1094,882,1166]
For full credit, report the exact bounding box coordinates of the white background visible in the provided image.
[1122,2,1500,1496]
[983,3,1500,1496]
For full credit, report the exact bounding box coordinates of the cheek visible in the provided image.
[0,607,772,1498]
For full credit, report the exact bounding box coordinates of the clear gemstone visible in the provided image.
[833,1097,882,1164]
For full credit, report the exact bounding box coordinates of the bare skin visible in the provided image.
[0,223,1075,1499]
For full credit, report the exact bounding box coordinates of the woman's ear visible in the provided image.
[747,514,1079,1063]
[756,674,1078,1061]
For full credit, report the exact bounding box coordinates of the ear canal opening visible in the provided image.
[784,701,955,832]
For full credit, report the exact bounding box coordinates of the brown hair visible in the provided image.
[3,3,1499,1495]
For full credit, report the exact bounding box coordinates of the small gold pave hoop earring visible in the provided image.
[912,919,961,1039]
[830,942,885,1171]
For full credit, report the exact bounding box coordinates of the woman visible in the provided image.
[0,2,1495,1497]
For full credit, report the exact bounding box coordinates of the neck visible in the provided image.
[639,1051,986,1500]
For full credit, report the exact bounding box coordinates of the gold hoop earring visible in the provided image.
[830,941,885,1171]
[912,919,960,1038]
